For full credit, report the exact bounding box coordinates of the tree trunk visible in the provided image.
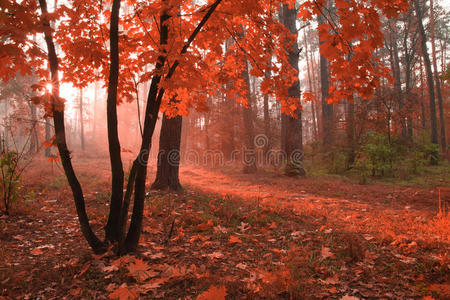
[124,0,222,252]
[28,103,39,153]
[92,80,98,141]
[38,0,105,253]
[346,99,355,167]
[263,57,271,155]
[430,0,447,152]
[420,56,427,130]
[280,4,305,177]
[45,118,51,157]
[79,87,85,151]
[151,112,182,191]
[241,60,257,174]
[414,0,439,164]
[104,0,124,242]
[304,29,318,140]
[318,13,334,150]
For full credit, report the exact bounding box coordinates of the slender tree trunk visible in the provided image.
[304,29,318,140]
[28,103,38,153]
[420,56,427,130]
[92,80,98,141]
[390,23,407,138]
[346,100,355,167]
[45,119,51,157]
[414,0,439,164]
[124,0,222,252]
[242,60,257,173]
[38,0,105,253]
[79,88,85,151]
[318,13,333,150]
[104,0,124,242]
[263,57,271,155]
[280,4,305,176]
[151,112,182,191]
[430,0,447,152]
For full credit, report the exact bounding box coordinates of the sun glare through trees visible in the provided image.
[0,0,449,298]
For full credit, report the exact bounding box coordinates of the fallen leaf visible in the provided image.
[228,236,242,244]
[109,283,138,300]
[197,285,227,300]
[207,251,224,259]
[102,265,119,273]
[320,274,339,285]
[69,288,82,296]
[321,247,335,260]
[197,219,214,231]
[128,258,156,281]
[340,295,359,300]
[139,278,169,293]
[237,222,250,232]
[214,225,228,233]
[30,248,43,255]
[149,252,165,259]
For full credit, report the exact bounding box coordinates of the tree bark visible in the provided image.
[125,0,222,252]
[104,0,124,242]
[38,0,105,253]
[151,112,183,191]
[430,0,447,152]
[280,4,305,177]
[79,87,85,151]
[318,13,334,150]
[241,60,257,174]
[304,29,318,140]
[263,57,271,155]
[414,0,439,164]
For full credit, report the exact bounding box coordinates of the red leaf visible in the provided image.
[197,285,227,300]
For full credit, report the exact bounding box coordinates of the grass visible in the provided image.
[303,156,450,188]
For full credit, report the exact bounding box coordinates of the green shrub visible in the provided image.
[354,131,440,182]
[324,149,348,174]
[0,149,21,215]
[355,132,402,177]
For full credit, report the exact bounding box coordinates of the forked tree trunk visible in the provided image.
[151,113,182,191]
[124,0,223,252]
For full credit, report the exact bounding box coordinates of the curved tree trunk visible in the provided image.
[125,0,222,252]
[151,113,182,191]
[38,0,105,253]
[104,0,125,243]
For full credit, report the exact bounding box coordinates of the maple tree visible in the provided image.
[1,0,413,255]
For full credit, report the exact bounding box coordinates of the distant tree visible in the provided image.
[414,0,439,164]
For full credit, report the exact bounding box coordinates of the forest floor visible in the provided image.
[0,157,449,299]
